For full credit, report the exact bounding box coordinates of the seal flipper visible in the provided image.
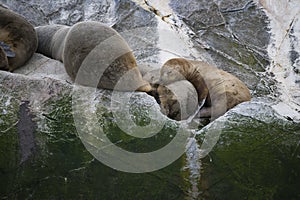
[0,45,9,70]
[197,107,212,118]
[0,41,16,58]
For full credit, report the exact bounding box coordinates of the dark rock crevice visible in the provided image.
[17,101,36,164]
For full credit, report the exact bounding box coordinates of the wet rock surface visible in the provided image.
[0,0,299,199]
[196,101,300,199]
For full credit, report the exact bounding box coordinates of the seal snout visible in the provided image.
[146,85,161,105]
[136,82,152,92]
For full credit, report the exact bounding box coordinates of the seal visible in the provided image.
[0,6,38,71]
[35,22,151,92]
[160,58,251,119]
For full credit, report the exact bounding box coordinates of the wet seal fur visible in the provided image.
[0,5,38,71]
[141,67,199,121]
[157,80,198,121]
[160,58,209,105]
[35,22,151,92]
[160,58,251,119]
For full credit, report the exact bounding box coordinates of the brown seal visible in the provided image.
[0,6,38,71]
[35,22,151,92]
[160,58,251,119]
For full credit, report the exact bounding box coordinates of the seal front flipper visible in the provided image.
[0,41,16,57]
[197,107,212,118]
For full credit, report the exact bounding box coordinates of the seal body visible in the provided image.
[160,58,209,105]
[35,22,151,92]
[157,80,198,121]
[160,58,251,119]
[35,24,69,62]
[0,6,38,71]
[140,65,198,121]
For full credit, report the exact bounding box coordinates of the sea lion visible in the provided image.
[160,58,251,119]
[0,6,38,71]
[35,22,151,92]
